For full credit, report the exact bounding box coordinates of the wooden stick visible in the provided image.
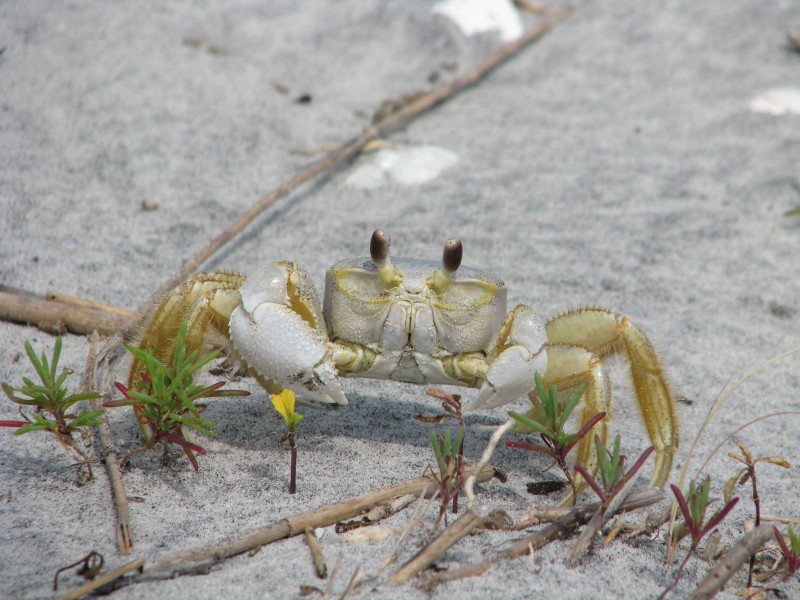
[304,528,328,579]
[424,488,665,586]
[688,524,775,600]
[56,558,144,600]
[124,464,497,585]
[86,332,134,555]
[0,286,131,335]
[390,510,485,583]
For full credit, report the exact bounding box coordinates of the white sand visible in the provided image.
[2,1,799,598]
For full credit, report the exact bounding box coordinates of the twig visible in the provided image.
[0,286,131,335]
[85,332,134,555]
[424,488,665,587]
[56,558,144,600]
[105,464,496,589]
[688,525,775,600]
[466,418,515,511]
[389,510,485,583]
[336,493,417,533]
[305,528,328,579]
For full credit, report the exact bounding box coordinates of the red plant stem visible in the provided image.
[747,464,760,587]
[0,420,27,427]
[289,433,298,495]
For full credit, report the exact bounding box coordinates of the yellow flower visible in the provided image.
[271,389,303,432]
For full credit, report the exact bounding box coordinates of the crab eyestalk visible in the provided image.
[370,228,402,288]
[431,237,462,293]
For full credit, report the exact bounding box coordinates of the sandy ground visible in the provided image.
[2,1,800,598]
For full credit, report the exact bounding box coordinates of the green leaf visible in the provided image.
[559,383,587,428]
[508,411,554,438]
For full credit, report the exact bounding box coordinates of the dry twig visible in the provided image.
[0,286,131,335]
[56,558,143,600]
[424,488,665,587]
[688,525,775,600]
[390,510,485,583]
[104,464,496,590]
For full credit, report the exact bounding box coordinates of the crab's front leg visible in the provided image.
[131,262,351,416]
[228,262,348,405]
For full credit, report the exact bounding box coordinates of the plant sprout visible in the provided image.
[104,322,249,470]
[507,373,604,502]
[1,337,101,480]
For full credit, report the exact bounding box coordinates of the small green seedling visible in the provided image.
[659,478,740,599]
[574,434,654,507]
[507,373,604,502]
[725,441,791,586]
[270,389,304,494]
[429,426,465,528]
[105,322,249,470]
[425,389,466,513]
[1,337,101,480]
[773,525,800,581]
[567,435,654,562]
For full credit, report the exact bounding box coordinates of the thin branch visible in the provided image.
[86,332,134,555]
[105,464,496,589]
[0,286,131,336]
[389,510,485,583]
[56,558,144,600]
[424,488,665,587]
[688,524,775,600]
[466,418,515,510]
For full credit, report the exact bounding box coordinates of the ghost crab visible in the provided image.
[130,229,677,488]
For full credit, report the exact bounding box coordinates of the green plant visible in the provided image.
[425,389,466,512]
[506,373,604,502]
[773,525,800,580]
[429,426,465,528]
[270,388,304,494]
[725,441,791,586]
[659,478,740,599]
[104,322,249,470]
[1,337,101,479]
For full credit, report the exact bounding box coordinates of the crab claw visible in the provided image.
[469,306,547,409]
[229,262,347,405]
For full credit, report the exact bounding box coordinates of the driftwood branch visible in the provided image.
[56,558,144,600]
[424,488,665,587]
[0,286,131,336]
[105,464,497,590]
[390,510,485,583]
[688,524,775,600]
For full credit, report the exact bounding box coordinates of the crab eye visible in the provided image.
[370,229,391,265]
[442,238,462,274]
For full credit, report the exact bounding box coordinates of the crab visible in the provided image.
[129,229,678,488]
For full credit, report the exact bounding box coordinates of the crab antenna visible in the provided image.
[370,229,391,265]
[442,238,462,274]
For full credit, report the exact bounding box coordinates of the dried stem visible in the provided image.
[688,524,775,600]
[466,418,515,510]
[103,464,495,590]
[424,488,665,587]
[55,558,144,600]
[390,510,485,583]
[0,286,131,335]
[85,333,134,555]
[304,528,328,579]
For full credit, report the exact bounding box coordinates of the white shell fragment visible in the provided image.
[340,525,399,544]
[432,0,523,42]
[345,146,458,190]
[749,88,800,115]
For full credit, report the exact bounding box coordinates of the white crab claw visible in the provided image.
[229,263,347,405]
[469,306,547,410]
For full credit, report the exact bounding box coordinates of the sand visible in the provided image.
[1,1,799,598]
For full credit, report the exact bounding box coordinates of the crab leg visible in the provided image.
[545,307,677,488]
